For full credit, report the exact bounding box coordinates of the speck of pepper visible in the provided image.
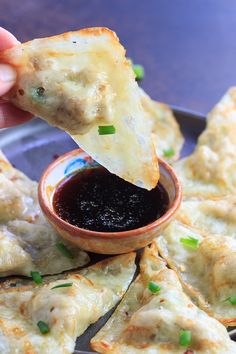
[37,87,45,96]
[18,89,25,96]
[72,41,77,44]
[52,154,60,161]
[149,334,156,340]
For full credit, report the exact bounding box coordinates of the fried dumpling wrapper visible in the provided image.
[156,220,236,326]
[177,196,236,239]
[0,150,38,223]
[174,87,236,198]
[91,243,236,353]
[0,253,136,354]
[0,28,159,189]
[0,151,89,276]
[139,88,184,162]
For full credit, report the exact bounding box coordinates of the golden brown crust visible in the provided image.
[91,242,236,353]
[0,252,136,294]
[156,222,236,327]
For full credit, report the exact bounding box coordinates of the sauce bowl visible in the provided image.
[38,149,182,254]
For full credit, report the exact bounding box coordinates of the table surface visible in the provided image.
[1,0,236,114]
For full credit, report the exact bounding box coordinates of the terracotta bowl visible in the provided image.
[38,149,182,254]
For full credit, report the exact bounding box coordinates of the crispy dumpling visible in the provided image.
[0,150,38,222]
[156,220,236,326]
[0,151,89,277]
[177,196,236,239]
[0,28,159,190]
[91,243,236,353]
[0,253,136,354]
[0,227,34,275]
[174,87,236,198]
[139,88,184,162]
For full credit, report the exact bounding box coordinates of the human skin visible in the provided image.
[0,27,32,128]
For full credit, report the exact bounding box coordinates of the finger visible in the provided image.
[0,28,18,96]
[0,27,19,50]
[0,64,17,96]
[0,102,33,128]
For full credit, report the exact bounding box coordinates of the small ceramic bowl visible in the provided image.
[38,149,182,254]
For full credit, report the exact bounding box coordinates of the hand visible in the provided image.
[0,27,32,128]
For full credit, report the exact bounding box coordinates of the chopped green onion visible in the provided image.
[148,281,161,293]
[132,64,145,81]
[127,58,145,81]
[56,243,74,259]
[163,147,175,158]
[31,271,43,285]
[51,282,73,290]
[180,236,199,250]
[227,295,236,305]
[98,125,116,135]
[37,320,50,334]
[179,329,192,347]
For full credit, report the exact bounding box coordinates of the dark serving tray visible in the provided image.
[0,108,235,353]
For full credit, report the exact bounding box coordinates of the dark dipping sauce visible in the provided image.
[53,167,169,232]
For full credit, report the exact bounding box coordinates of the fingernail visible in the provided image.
[0,64,16,82]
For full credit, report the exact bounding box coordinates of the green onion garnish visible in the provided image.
[37,320,50,334]
[132,64,145,81]
[98,125,116,135]
[180,236,199,249]
[179,329,191,347]
[163,147,175,158]
[51,282,73,290]
[227,295,236,305]
[148,281,161,293]
[31,271,43,285]
[56,243,74,259]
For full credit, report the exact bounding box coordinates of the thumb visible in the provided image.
[0,64,16,96]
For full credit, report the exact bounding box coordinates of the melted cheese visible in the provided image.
[0,253,136,354]
[0,151,89,277]
[156,220,236,325]
[91,244,236,353]
[0,28,159,189]
[174,87,236,198]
